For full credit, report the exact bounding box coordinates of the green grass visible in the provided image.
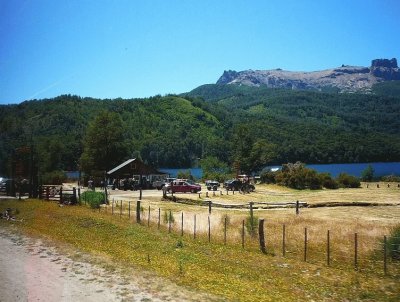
[1,199,399,301]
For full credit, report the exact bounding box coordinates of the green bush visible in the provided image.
[81,191,106,209]
[275,162,322,190]
[337,173,361,188]
[245,214,259,236]
[260,170,276,184]
[319,173,339,189]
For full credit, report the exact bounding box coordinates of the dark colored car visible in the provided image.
[205,180,220,191]
[164,179,201,193]
[224,179,255,192]
[223,179,242,191]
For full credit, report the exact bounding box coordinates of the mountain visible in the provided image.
[216,58,400,93]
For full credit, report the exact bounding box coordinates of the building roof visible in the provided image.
[107,158,166,177]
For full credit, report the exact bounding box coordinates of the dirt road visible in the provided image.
[0,229,222,302]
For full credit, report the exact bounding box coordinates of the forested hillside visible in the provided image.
[1,85,399,178]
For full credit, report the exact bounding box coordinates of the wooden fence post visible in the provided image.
[78,188,81,204]
[46,187,49,200]
[259,219,266,254]
[136,200,141,223]
[59,187,63,203]
[120,200,122,218]
[208,201,212,214]
[128,201,131,218]
[296,200,300,215]
[304,227,308,262]
[181,212,184,236]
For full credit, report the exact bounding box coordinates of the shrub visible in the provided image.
[275,162,322,190]
[260,170,276,184]
[337,173,361,188]
[361,165,374,182]
[319,173,339,189]
[81,191,106,209]
[245,214,259,236]
[381,174,400,182]
[163,210,175,224]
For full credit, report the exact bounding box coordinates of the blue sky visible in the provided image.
[1,0,399,104]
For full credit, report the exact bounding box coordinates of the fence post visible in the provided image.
[304,227,308,262]
[120,200,122,218]
[242,220,245,249]
[327,230,330,266]
[78,188,81,204]
[128,201,131,219]
[354,233,358,270]
[208,201,212,214]
[112,200,114,215]
[136,200,141,223]
[259,219,266,254]
[46,187,49,200]
[296,200,300,215]
[383,235,387,275]
[181,212,184,236]
[282,224,286,257]
[59,187,63,203]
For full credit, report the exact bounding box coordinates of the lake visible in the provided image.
[160,162,400,179]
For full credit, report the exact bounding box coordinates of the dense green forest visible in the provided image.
[1,82,399,179]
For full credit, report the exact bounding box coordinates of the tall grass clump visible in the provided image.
[386,225,400,260]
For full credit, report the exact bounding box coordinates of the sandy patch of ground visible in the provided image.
[0,229,222,302]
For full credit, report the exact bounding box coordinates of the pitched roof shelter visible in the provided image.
[107,158,166,178]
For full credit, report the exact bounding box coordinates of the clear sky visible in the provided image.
[1,0,399,104]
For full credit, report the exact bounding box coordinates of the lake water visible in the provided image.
[160,162,400,179]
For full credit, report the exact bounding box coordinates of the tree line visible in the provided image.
[0,84,399,181]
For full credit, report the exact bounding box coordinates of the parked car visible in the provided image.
[205,180,220,191]
[155,177,176,190]
[223,179,242,191]
[223,179,255,192]
[164,179,201,193]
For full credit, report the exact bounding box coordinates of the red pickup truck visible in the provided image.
[164,179,201,193]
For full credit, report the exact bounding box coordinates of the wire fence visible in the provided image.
[90,198,400,277]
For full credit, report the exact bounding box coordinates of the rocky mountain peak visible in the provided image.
[216,58,400,93]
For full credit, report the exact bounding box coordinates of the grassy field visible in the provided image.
[1,183,400,301]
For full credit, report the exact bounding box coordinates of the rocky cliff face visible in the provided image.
[216,58,400,93]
